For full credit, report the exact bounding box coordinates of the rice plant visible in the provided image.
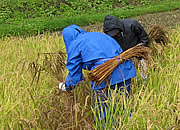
[0,27,179,129]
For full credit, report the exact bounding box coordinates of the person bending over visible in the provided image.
[59,24,136,127]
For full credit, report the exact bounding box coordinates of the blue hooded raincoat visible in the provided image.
[62,25,136,91]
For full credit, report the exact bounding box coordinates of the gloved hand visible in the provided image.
[59,82,66,92]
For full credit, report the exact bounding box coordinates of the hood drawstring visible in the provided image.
[75,28,81,34]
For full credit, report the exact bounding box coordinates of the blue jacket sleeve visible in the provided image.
[65,45,83,91]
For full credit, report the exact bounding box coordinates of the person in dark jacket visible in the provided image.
[103,15,149,81]
[103,15,149,51]
[59,24,136,124]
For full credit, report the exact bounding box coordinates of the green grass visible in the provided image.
[0,26,179,129]
[0,0,179,38]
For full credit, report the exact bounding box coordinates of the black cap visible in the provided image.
[105,29,119,36]
[103,15,123,35]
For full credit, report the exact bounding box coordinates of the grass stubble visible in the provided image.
[0,27,179,129]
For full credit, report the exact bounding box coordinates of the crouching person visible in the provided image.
[103,15,149,82]
[58,24,136,128]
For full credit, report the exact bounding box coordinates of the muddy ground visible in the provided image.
[82,8,180,32]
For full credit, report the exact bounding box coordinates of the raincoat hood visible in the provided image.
[103,15,123,33]
[62,24,86,54]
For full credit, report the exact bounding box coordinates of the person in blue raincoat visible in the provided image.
[59,24,136,122]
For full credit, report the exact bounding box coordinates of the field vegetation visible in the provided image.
[0,0,179,129]
[0,0,179,37]
[0,25,179,129]
[0,0,171,21]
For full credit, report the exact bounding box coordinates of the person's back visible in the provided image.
[63,25,136,90]
[60,24,137,124]
[76,32,121,62]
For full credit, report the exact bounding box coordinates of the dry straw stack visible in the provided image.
[88,44,151,85]
[148,25,169,45]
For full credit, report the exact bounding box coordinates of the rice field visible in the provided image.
[0,27,179,129]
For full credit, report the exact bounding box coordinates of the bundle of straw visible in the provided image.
[148,25,169,45]
[88,44,151,85]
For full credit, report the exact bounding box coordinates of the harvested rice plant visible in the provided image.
[0,25,179,129]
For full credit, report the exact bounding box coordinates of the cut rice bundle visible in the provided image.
[88,44,151,85]
[148,25,169,45]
